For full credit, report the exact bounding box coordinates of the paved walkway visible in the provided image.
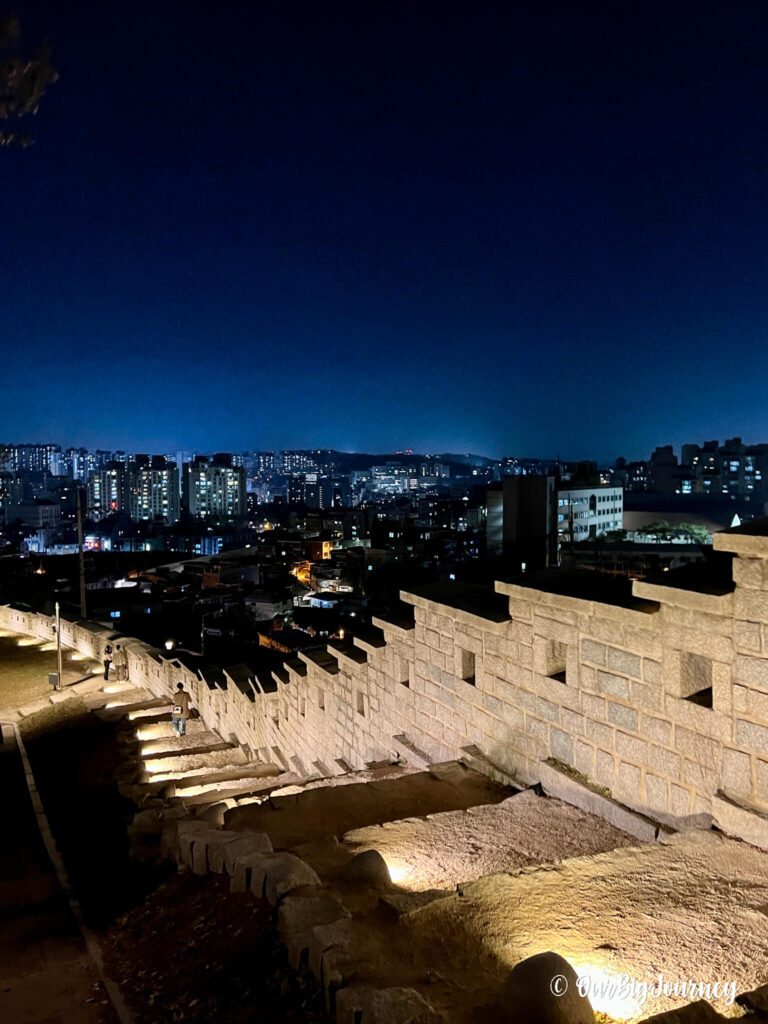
[0,726,118,1024]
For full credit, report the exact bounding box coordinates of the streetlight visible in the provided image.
[165,639,175,651]
[51,601,63,690]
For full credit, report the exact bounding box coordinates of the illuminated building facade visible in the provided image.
[182,456,246,521]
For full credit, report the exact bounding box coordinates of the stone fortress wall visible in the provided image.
[4,526,768,847]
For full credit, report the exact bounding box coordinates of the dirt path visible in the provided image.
[0,727,118,1024]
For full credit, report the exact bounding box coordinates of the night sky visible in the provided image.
[4,1,768,460]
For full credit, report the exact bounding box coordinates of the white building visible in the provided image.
[129,457,179,523]
[557,484,623,544]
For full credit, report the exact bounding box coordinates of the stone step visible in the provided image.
[137,731,229,761]
[342,788,641,891]
[224,760,511,849]
[89,690,162,714]
[129,719,208,742]
[141,744,249,781]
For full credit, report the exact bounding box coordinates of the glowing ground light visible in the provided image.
[573,963,638,1020]
[16,638,42,647]
[384,861,412,885]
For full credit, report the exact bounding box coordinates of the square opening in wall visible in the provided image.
[461,648,476,685]
[357,691,366,717]
[680,652,713,706]
[546,640,567,683]
[318,689,325,711]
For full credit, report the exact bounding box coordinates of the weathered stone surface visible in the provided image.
[278,891,351,969]
[335,986,439,1024]
[193,829,243,874]
[497,951,594,1023]
[167,819,208,864]
[263,852,321,905]
[638,1000,728,1022]
[220,831,273,874]
[712,793,768,850]
[340,849,394,890]
[539,760,661,842]
[308,917,359,977]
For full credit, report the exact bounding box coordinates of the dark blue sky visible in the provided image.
[4,1,768,460]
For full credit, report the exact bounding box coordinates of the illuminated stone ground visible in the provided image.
[0,631,102,710]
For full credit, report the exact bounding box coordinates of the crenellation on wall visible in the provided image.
[7,537,768,846]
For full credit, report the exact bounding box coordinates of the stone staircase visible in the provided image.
[24,676,768,1024]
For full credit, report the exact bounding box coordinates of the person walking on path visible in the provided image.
[113,643,127,681]
[170,682,192,736]
[103,643,113,681]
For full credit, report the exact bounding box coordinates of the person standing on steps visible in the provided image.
[170,682,192,737]
[103,643,113,681]
[113,643,127,681]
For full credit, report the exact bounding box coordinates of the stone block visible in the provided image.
[308,916,359,978]
[537,697,560,723]
[681,759,719,794]
[261,852,321,905]
[644,772,668,812]
[580,692,605,719]
[573,739,595,777]
[735,590,768,625]
[615,732,648,764]
[484,693,503,718]
[526,715,549,741]
[550,728,574,765]
[561,708,585,735]
[596,671,630,700]
[756,759,768,804]
[616,761,641,799]
[192,829,242,875]
[607,702,638,732]
[335,986,438,1024]
[642,658,662,685]
[648,744,681,779]
[732,557,764,589]
[734,620,762,654]
[172,819,209,866]
[581,639,606,665]
[579,664,598,691]
[670,784,691,817]
[733,684,749,713]
[712,793,768,850]
[735,718,768,757]
[497,951,594,1024]
[538,760,658,842]
[721,748,752,795]
[674,726,721,765]
[229,851,272,894]
[278,891,351,969]
[630,681,663,713]
[594,749,616,787]
[606,647,642,679]
[640,714,672,745]
[586,719,613,749]
[735,654,768,690]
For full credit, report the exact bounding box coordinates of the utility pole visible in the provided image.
[76,486,87,619]
[55,600,63,689]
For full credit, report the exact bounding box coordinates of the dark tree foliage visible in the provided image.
[0,14,57,146]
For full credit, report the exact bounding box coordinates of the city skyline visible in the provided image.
[5,3,768,459]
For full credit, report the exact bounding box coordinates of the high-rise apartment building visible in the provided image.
[129,455,179,522]
[7,443,62,475]
[182,455,246,521]
[87,461,129,517]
